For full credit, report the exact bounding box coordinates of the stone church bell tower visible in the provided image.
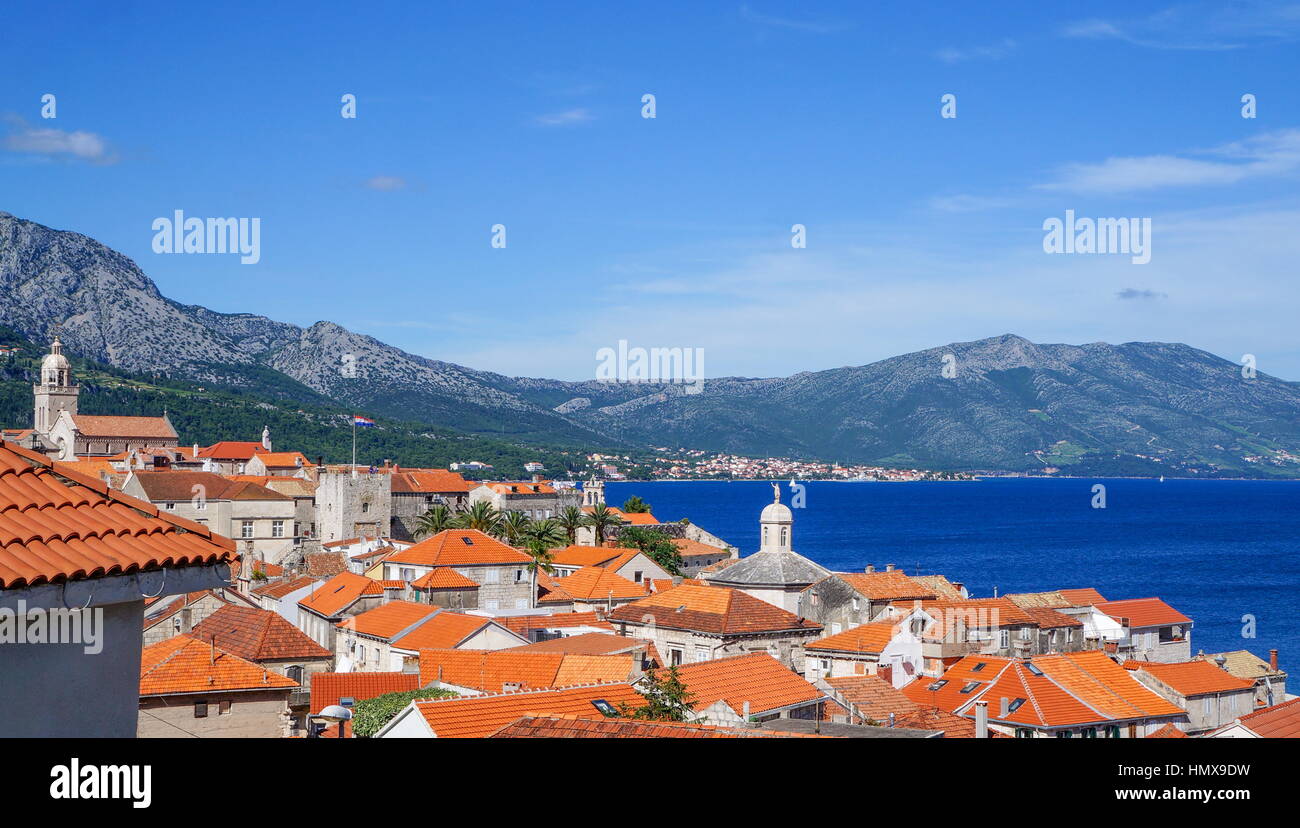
[33,337,79,436]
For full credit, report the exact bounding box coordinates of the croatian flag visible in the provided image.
[353,415,376,428]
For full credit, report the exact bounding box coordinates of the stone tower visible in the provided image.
[582,477,605,507]
[33,337,78,436]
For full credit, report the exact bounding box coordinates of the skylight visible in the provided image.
[1008,698,1026,712]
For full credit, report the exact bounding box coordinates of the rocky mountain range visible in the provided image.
[3,210,1299,476]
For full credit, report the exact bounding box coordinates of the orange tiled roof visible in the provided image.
[338,600,440,639]
[824,674,919,722]
[905,651,1185,729]
[1234,697,1300,738]
[487,714,812,738]
[609,584,820,635]
[672,652,824,715]
[807,621,900,655]
[392,610,506,650]
[511,632,650,656]
[551,545,623,568]
[252,574,318,599]
[909,574,965,601]
[488,482,557,496]
[837,571,937,601]
[1020,607,1084,629]
[250,452,314,469]
[71,414,177,439]
[1146,723,1188,738]
[501,611,614,636]
[1127,660,1255,697]
[196,442,267,460]
[1096,597,1192,628]
[386,529,532,567]
[417,648,634,692]
[139,635,299,696]
[190,604,332,662]
[410,682,644,738]
[672,537,729,558]
[538,566,649,604]
[309,671,422,714]
[1058,588,1107,606]
[411,567,480,590]
[297,572,385,617]
[892,706,988,737]
[390,469,471,494]
[129,471,291,502]
[0,439,236,589]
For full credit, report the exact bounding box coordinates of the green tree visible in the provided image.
[615,666,694,722]
[582,503,624,546]
[499,509,533,546]
[556,505,585,545]
[413,503,455,539]
[454,500,503,537]
[615,526,683,576]
[621,495,652,513]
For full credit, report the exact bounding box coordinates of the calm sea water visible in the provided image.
[605,478,1300,673]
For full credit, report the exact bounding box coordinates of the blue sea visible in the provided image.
[605,478,1300,673]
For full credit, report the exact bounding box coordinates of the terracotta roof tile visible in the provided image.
[71,414,177,439]
[390,469,471,494]
[510,632,650,656]
[609,584,820,635]
[1146,723,1188,738]
[410,683,644,738]
[139,635,298,696]
[673,652,824,715]
[501,612,614,636]
[836,571,937,601]
[538,566,649,603]
[386,529,532,567]
[309,671,422,714]
[338,600,440,639]
[418,648,634,692]
[0,439,235,589]
[297,572,384,617]
[824,674,919,722]
[252,574,319,599]
[487,714,812,738]
[189,604,332,662]
[1127,660,1255,697]
[1096,597,1192,628]
[551,545,623,568]
[1234,697,1300,738]
[411,568,479,590]
[807,621,900,654]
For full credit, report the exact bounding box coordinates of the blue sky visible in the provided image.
[4,1,1300,380]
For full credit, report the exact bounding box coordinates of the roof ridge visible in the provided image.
[1054,654,1143,717]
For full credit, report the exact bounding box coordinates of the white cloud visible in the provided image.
[1038,129,1300,194]
[364,175,407,191]
[934,39,1017,63]
[1062,2,1300,50]
[3,117,114,163]
[533,108,594,127]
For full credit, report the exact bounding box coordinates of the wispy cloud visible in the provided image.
[363,175,407,191]
[935,38,1017,63]
[1062,2,1300,51]
[1037,129,1300,194]
[929,193,1021,213]
[2,116,116,163]
[739,4,850,34]
[533,108,594,127]
[1117,288,1169,300]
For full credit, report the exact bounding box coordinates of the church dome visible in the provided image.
[40,337,73,385]
[760,500,793,524]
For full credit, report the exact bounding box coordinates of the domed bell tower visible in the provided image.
[34,336,79,436]
[759,482,793,553]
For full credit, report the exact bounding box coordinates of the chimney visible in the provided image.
[742,701,751,724]
[877,663,893,686]
[999,697,1010,717]
[974,700,989,738]
[865,564,875,573]
[1270,649,1279,672]
[885,563,895,572]
[888,712,895,727]
[180,607,193,634]
[672,575,683,586]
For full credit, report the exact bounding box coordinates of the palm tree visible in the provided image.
[499,510,533,546]
[556,506,585,545]
[412,503,455,539]
[523,537,557,577]
[582,503,625,546]
[526,518,568,551]
[454,500,503,537]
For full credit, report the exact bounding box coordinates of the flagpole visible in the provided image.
[352,417,357,475]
